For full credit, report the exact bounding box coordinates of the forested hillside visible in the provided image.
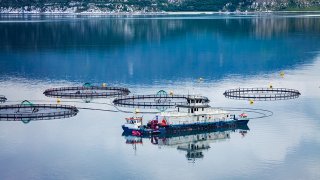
[0,0,319,13]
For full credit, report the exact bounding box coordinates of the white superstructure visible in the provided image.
[123,117,143,130]
[157,95,236,125]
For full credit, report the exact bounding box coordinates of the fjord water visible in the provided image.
[0,13,320,179]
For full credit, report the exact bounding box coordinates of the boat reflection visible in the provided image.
[123,125,249,162]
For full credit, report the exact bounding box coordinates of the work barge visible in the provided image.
[122,95,249,136]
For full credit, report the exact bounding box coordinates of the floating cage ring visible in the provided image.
[113,94,209,109]
[223,88,301,101]
[156,90,168,97]
[0,101,79,122]
[43,85,130,99]
[154,90,170,104]
[83,82,92,88]
[0,95,7,103]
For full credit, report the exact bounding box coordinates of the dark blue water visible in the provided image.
[0,14,320,180]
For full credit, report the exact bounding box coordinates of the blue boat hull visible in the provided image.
[159,119,249,134]
[122,119,249,136]
[122,125,160,135]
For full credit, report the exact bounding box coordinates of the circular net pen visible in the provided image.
[0,100,79,123]
[44,83,130,100]
[0,95,7,103]
[113,93,209,111]
[223,88,301,101]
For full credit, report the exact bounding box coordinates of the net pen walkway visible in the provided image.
[223,88,301,101]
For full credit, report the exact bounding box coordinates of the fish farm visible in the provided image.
[44,83,130,99]
[113,90,209,110]
[0,100,78,122]
[0,95,6,103]
[223,88,301,101]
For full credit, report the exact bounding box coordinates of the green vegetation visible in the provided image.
[285,6,320,11]
[0,0,319,12]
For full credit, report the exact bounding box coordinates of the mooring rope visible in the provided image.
[77,107,120,112]
[212,107,273,120]
[2,100,273,119]
[6,99,114,106]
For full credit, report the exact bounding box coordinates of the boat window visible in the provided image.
[191,108,194,113]
[202,108,204,111]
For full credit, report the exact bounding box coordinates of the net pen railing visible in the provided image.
[0,104,78,121]
[113,94,209,108]
[223,88,301,101]
[44,86,130,98]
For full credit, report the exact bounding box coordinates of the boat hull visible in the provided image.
[122,119,248,136]
[159,119,248,134]
[122,125,160,135]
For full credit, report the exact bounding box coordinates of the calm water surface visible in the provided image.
[0,13,320,180]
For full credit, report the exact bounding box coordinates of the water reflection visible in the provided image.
[0,14,320,179]
[123,125,249,162]
[0,15,320,84]
[0,95,6,103]
[1,14,320,50]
